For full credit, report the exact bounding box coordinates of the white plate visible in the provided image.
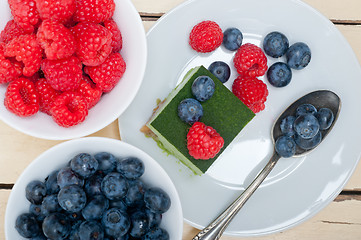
[118,0,361,236]
[0,0,147,140]
[5,137,183,239]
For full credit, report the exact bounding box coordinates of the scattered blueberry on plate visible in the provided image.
[263,31,289,58]
[286,42,311,70]
[222,27,243,51]
[208,61,231,83]
[267,62,292,87]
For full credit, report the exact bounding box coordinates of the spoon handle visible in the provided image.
[192,152,281,240]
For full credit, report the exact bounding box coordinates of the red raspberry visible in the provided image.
[51,92,88,127]
[74,0,115,23]
[4,78,40,117]
[8,0,40,33]
[233,43,268,77]
[84,52,126,93]
[0,43,22,84]
[75,75,102,108]
[0,20,28,44]
[71,22,112,66]
[187,122,224,160]
[37,19,76,60]
[4,34,43,77]
[41,56,82,91]
[103,19,123,53]
[189,20,223,53]
[35,78,61,115]
[35,0,76,24]
[232,75,269,113]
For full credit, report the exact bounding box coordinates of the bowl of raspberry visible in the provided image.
[0,0,147,140]
[5,137,183,239]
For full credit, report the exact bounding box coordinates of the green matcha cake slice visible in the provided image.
[144,65,255,175]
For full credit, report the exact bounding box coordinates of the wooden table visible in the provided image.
[1,0,361,239]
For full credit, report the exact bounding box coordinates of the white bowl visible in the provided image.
[0,0,147,140]
[5,137,183,239]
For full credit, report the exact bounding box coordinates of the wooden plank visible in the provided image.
[0,120,120,184]
[1,189,360,240]
[133,0,361,21]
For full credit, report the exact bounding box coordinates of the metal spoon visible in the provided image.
[192,90,341,240]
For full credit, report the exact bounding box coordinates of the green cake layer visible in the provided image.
[146,66,255,175]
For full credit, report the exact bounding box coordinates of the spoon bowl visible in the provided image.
[193,90,341,240]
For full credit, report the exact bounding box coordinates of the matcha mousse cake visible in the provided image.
[142,65,255,175]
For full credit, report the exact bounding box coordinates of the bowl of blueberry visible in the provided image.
[5,137,183,239]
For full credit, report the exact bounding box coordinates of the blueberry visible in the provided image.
[144,187,171,214]
[296,103,317,117]
[71,153,99,179]
[44,170,60,195]
[117,157,145,179]
[41,194,62,216]
[57,167,84,188]
[263,31,289,58]
[26,180,47,204]
[143,227,170,240]
[294,114,320,139]
[124,179,146,207]
[129,210,150,238]
[42,213,70,240]
[280,116,296,136]
[82,195,109,221]
[78,221,104,240]
[295,130,322,150]
[84,173,103,196]
[145,208,162,229]
[286,42,311,70]
[191,76,215,102]
[29,203,45,221]
[94,152,118,174]
[208,61,231,83]
[58,184,87,213]
[109,199,128,212]
[315,108,334,130]
[102,208,130,237]
[177,98,203,124]
[15,213,41,238]
[267,62,292,87]
[101,172,128,200]
[222,27,243,51]
[275,135,296,158]
[30,234,47,240]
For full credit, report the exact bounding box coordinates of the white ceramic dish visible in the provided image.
[118,0,361,237]
[5,137,183,239]
[0,0,147,140]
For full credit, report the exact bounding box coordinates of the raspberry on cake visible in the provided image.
[189,20,223,53]
[232,75,269,113]
[142,66,255,175]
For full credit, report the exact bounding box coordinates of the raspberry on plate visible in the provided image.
[42,56,82,92]
[35,78,61,115]
[103,19,123,53]
[51,92,88,127]
[84,52,126,92]
[189,20,223,53]
[233,43,268,77]
[5,34,43,77]
[187,122,224,160]
[0,20,28,44]
[0,43,22,84]
[37,20,76,60]
[8,0,40,33]
[74,0,115,23]
[35,0,76,24]
[4,78,40,117]
[75,75,102,108]
[232,75,269,113]
[71,22,113,66]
